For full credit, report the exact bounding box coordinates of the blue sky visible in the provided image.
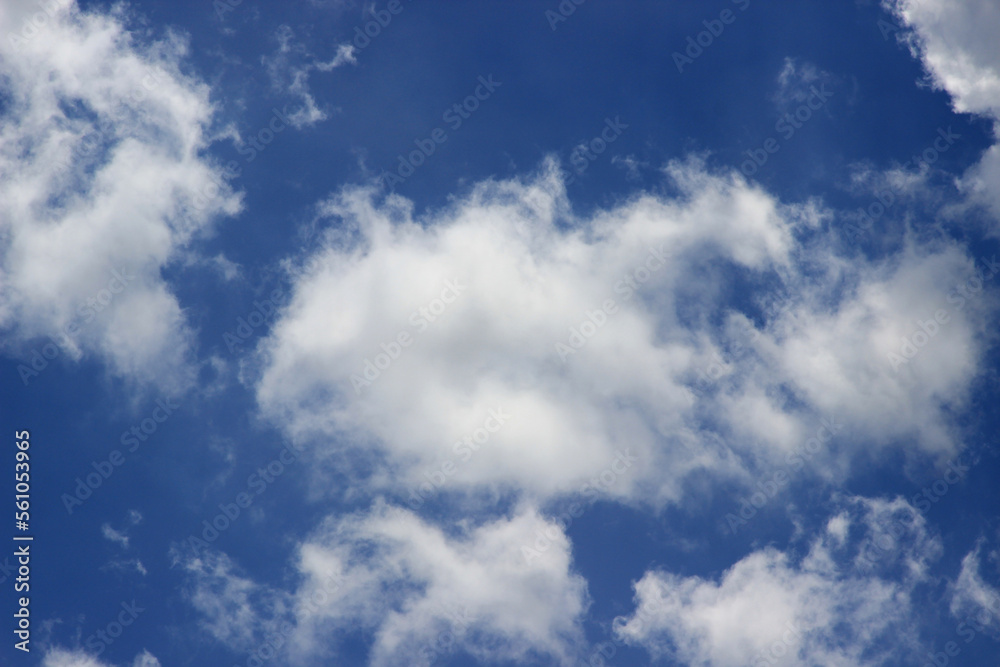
[2,0,1000,665]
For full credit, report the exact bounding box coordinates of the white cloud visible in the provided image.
[885,0,1000,225]
[317,43,357,71]
[183,253,241,281]
[252,158,993,510]
[131,652,160,667]
[42,649,109,667]
[178,550,286,651]
[261,25,355,130]
[772,58,836,110]
[951,542,1000,634]
[179,503,589,666]
[885,0,1000,117]
[101,558,148,576]
[614,496,940,666]
[101,510,143,549]
[752,240,990,462]
[101,523,129,549]
[289,502,589,666]
[40,648,161,667]
[235,155,996,667]
[253,159,794,505]
[0,0,241,391]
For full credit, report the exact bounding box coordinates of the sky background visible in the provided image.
[1,0,1000,666]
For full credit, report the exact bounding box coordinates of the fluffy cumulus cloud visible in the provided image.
[752,239,992,463]
[178,503,588,666]
[885,0,1000,223]
[614,495,941,666]
[885,0,1000,117]
[252,157,992,510]
[0,0,241,390]
[150,8,1000,663]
